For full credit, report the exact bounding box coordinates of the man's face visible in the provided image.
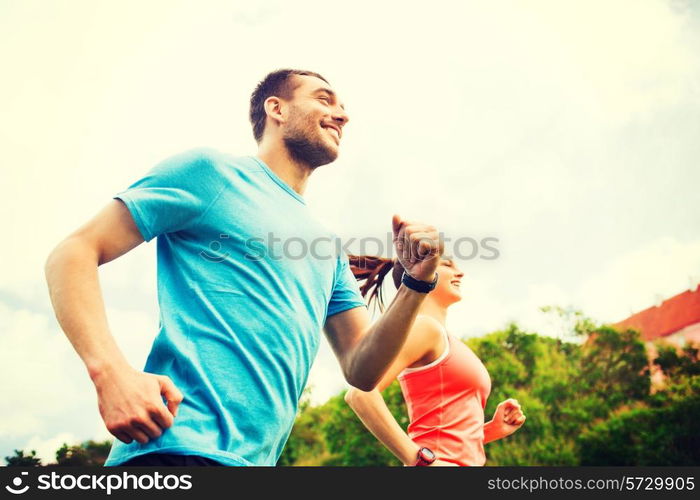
[281,75,349,168]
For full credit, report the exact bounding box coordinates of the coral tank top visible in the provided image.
[398,327,492,466]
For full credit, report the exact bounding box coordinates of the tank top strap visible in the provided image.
[400,321,451,375]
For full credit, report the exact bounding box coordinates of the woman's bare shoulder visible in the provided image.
[408,315,445,346]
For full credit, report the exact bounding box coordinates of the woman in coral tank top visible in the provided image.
[345,255,526,466]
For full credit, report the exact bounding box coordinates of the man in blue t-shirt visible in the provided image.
[45,69,443,466]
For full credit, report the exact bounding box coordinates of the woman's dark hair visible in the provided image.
[348,255,404,312]
[249,68,329,143]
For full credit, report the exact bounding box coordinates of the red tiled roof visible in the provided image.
[614,286,700,341]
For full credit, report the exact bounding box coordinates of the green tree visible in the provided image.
[322,382,408,466]
[55,440,112,466]
[278,395,330,465]
[468,324,583,465]
[579,343,700,465]
[5,449,42,467]
[577,326,650,416]
[579,384,700,465]
[653,344,700,381]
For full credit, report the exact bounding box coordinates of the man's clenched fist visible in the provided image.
[92,364,184,444]
[392,214,443,283]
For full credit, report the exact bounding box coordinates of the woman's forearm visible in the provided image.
[345,387,420,466]
[483,420,504,444]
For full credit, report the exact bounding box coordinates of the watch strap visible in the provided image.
[415,447,436,466]
[402,272,438,293]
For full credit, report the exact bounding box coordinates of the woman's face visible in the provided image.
[432,258,465,306]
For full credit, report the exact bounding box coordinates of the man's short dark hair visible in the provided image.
[249,69,329,143]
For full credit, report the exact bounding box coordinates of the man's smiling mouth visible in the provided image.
[323,125,341,143]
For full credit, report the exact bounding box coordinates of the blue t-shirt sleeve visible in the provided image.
[326,253,367,318]
[114,149,225,242]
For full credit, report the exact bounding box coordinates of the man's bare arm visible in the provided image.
[45,200,183,444]
[45,200,142,375]
[324,215,443,391]
[325,287,429,391]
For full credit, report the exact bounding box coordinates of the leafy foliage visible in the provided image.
[278,316,698,466]
[54,440,112,466]
[322,382,409,466]
[5,449,42,467]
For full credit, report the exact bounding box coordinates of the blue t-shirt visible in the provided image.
[104,148,365,466]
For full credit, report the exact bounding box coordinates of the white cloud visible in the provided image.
[0,415,44,441]
[577,236,700,323]
[448,277,512,338]
[0,304,85,438]
[0,299,156,456]
[92,417,115,444]
[525,0,699,122]
[21,433,77,465]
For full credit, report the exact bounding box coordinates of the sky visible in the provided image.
[1,0,699,463]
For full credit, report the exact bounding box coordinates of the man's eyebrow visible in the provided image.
[312,87,345,109]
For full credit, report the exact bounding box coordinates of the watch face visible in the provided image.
[421,448,435,461]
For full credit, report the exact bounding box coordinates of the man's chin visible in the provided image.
[306,149,338,169]
[321,147,339,165]
[314,138,340,165]
[284,137,338,168]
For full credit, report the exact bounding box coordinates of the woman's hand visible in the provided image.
[489,398,526,439]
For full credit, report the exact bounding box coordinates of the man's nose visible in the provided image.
[332,106,349,126]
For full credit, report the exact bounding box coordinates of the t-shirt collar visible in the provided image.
[251,156,306,205]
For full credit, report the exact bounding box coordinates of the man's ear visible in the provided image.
[263,96,286,127]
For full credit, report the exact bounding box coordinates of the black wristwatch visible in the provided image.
[415,447,436,466]
[402,271,438,293]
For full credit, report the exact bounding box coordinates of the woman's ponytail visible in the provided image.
[348,255,404,311]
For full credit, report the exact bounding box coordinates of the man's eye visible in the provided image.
[319,96,330,103]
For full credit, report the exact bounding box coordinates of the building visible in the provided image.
[614,285,700,390]
[614,285,700,347]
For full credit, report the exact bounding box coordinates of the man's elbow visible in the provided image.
[345,372,378,393]
[45,237,95,280]
[340,349,379,391]
[44,242,65,282]
[45,238,72,274]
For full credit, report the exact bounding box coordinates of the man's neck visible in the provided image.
[256,143,313,196]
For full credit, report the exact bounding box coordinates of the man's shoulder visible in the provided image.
[150,147,220,174]
[168,147,232,168]
[154,147,259,178]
